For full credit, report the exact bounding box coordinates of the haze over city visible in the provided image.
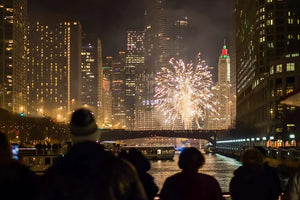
[28,0,234,71]
[0,0,300,199]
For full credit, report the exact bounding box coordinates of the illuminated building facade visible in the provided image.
[102,56,112,128]
[229,23,237,129]
[144,0,189,69]
[81,36,102,118]
[141,0,190,130]
[135,71,162,130]
[111,52,126,129]
[0,0,28,113]
[217,44,232,129]
[27,21,82,120]
[96,39,104,126]
[236,0,300,139]
[126,31,145,130]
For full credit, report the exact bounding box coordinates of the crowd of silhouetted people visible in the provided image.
[1,108,300,200]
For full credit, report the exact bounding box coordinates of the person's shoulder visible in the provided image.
[7,160,36,180]
[198,173,219,183]
[164,172,182,183]
[11,160,33,173]
[263,163,277,173]
[233,166,243,174]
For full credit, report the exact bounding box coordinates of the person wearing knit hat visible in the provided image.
[39,108,147,200]
[70,108,99,143]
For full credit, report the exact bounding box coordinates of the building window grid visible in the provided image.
[286,63,295,71]
[276,64,282,73]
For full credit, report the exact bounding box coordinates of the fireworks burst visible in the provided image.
[155,54,219,129]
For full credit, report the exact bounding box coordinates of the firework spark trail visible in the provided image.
[155,54,219,129]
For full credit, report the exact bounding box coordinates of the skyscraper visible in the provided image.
[217,44,232,129]
[235,0,300,139]
[126,31,145,130]
[27,21,81,120]
[0,0,28,113]
[81,35,101,113]
[111,52,126,129]
[102,56,113,128]
[140,0,190,130]
[144,0,189,70]
[96,39,104,126]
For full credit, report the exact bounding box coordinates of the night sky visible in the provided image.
[28,0,234,74]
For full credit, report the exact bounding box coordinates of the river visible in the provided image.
[148,152,241,193]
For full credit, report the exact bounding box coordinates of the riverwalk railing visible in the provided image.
[216,146,300,167]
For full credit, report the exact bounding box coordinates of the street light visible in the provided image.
[20,106,24,116]
[57,114,61,121]
[289,134,295,139]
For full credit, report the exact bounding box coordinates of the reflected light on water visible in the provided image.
[149,152,241,193]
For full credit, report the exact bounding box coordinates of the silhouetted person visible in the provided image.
[230,148,281,200]
[0,132,37,200]
[118,149,129,160]
[160,147,224,200]
[126,148,159,200]
[39,108,147,200]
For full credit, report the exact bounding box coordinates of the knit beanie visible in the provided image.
[70,108,99,143]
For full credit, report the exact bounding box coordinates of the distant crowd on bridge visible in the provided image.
[1,108,300,200]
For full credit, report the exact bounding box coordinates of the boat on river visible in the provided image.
[122,145,175,160]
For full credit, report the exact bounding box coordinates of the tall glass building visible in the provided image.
[235,0,300,142]
[27,21,81,120]
[0,0,28,113]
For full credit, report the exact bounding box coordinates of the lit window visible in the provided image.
[291,107,295,110]
[268,42,274,48]
[276,89,283,96]
[270,66,274,74]
[286,63,295,71]
[276,64,282,73]
[259,37,265,43]
[267,19,273,25]
[286,87,294,94]
[276,128,283,133]
[271,90,275,97]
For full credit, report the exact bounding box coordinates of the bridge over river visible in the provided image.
[99,129,227,146]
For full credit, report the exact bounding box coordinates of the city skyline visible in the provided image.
[0,0,298,146]
[0,0,236,131]
[28,0,234,73]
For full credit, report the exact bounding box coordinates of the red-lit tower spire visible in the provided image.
[216,39,232,129]
[220,40,229,58]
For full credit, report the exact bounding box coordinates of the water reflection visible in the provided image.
[149,153,241,193]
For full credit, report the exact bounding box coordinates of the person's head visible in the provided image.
[127,148,151,172]
[241,148,264,167]
[178,147,205,172]
[254,146,267,157]
[70,108,99,144]
[118,149,128,160]
[0,132,12,161]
